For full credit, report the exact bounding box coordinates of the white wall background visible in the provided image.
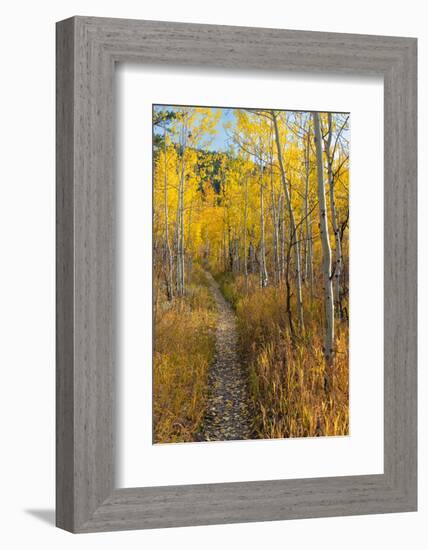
[0,1,424,548]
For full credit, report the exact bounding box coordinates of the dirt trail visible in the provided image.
[197,271,252,441]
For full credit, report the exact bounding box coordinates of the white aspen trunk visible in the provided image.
[223,209,227,271]
[249,238,256,274]
[268,127,280,286]
[278,193,285,284]
[303,131,310,282]
[270,167,280,286]
[243,175,249,290]
[259,157,268,288]
[175,120,187,297]
[233,237,240,273]
[227,210,233,271]
[272,112,304,330]
[313,111,334,365]
[308,221,314,304]
[175,167,185,296]
[303,130,314,304]
[326,112,343,320]
[179,176,185,294]
[163,123,174,300]
[300,207,306,283]
[186,199,194,279]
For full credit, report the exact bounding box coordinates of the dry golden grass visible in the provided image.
[217,273,349,439]
[153,266,217,443]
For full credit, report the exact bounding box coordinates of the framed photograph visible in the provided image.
[56,16,417,532]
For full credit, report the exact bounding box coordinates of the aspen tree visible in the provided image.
[175,116,187,297]
[269,126,280,286]
[278,193,285,284]
[303,128,314,303]
[162,120,174,300]
[313,111,335,367]
[243,174,249,290]
[272,111,304,330]
[325,112,344,319]
[258,148,268,288]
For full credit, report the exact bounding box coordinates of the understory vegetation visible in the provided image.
[215,272,349,438]
[153,265,217,443]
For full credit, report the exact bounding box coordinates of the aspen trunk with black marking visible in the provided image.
[313,111,334,368]
[278,193,285,284]
[243,175,249,290]
[249,237,256,274]
[269,128,280,286]
[326,112,343,320]
[259,156,268,288]
[304,130,314,304]
[175,160,185,296]
[175,120,187,297]
[163,123,174,301]
[272,111,304,330]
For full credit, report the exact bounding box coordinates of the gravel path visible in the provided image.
[196,271,252,442]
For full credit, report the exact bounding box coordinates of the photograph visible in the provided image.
[152,104,350,444]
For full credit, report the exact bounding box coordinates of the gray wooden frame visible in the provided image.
[56,16,417,533]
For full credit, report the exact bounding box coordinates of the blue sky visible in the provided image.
[210,108,235,151]
[154,105,350,153]
[154,105,235,152]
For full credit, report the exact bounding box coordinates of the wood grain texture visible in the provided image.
[56,17,75,532]
[56,16,417,533]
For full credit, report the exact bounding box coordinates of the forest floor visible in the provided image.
[196,270,253,442]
